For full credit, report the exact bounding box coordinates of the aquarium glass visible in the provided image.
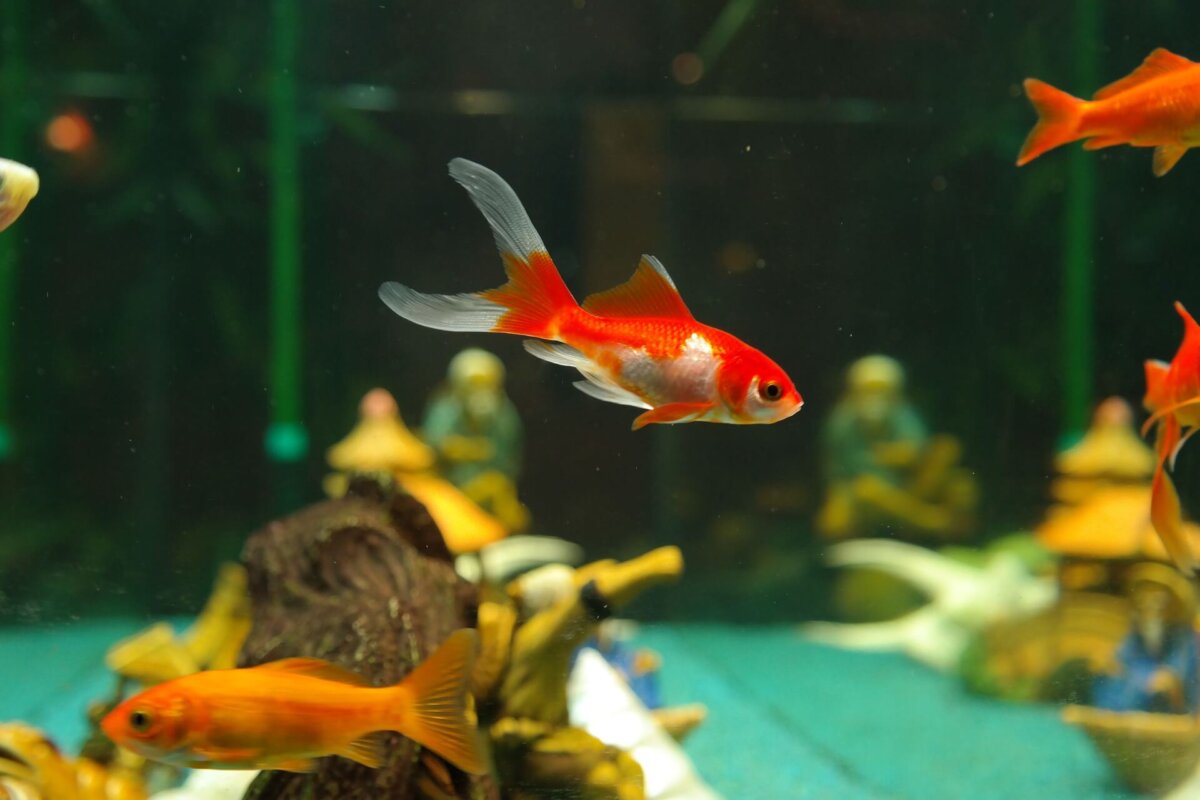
[1,3,1199,799]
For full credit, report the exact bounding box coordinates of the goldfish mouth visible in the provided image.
[781,398,804,420]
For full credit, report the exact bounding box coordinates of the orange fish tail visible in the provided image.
[1017,79,1086,166]
[481,251,577,338]
[391,629,488,775]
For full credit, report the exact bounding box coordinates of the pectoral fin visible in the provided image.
[631,402,716,430]
[1153,145,1189,177]
[191,744,265,766]
[1082,135,1124,151]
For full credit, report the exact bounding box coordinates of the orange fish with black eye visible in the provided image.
[379,159,803,431]
[1017,48,1200,176]
[100,629,488,775]
[1142,302,1200,575]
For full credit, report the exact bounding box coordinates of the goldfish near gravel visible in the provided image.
[1143,302,1200,575]
[101,629,488,775]
[1018,48,1200,176]
[0,158,38,232]
[379,158,802,430]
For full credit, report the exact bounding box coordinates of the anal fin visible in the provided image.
[632,402,716,430]
[1154,145,1189,177]
[337,732,387,768]
[272,757,319,773]
[573,372,652,410]
[523,339,590,369]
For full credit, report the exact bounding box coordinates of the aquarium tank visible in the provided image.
[3,2,1200,798]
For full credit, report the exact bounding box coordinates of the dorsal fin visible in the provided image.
[1094,48,1196,100]
[582,256,694,320]
[250,657,372,687]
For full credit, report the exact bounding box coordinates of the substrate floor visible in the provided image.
[0,621,1136,799]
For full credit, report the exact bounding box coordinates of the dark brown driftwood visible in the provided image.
[238,476,491,800]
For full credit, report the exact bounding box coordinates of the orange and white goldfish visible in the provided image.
[0,158,38,232]
[379,159,802,430]
[101,629,488,775]
[1017,48,1200,176]
[1143,302,1200,575]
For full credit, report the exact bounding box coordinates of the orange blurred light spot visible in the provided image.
[671,53,704,86]
[45,112,94,153]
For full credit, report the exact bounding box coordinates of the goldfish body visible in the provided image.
[379,159,802,430]
[1143,302,1200,575]
[1017,48,1200,176]
[101,629,488,775]
[0,158,38,232]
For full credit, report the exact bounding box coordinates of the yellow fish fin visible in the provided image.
[1094,48,1196,100]
[249,657,372,687]
[272,757,319,773]
[337,732,386,768]
[1154,145,1190,177]
[395,629,489,775]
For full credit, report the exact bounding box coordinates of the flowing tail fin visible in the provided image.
[392,629,489,775]
[1150,416,1196,575]
[1016,79,1086,166]
[379,159,578,340]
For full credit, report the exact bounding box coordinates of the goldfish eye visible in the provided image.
[759,381,783,402]
[128,709,154,733]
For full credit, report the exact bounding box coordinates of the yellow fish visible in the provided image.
[0,158,38,233]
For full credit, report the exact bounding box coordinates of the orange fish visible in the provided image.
[1143,302,1200,575]
[101,629,487,775]
[379,159,803,430]
[1017,48,1200,176]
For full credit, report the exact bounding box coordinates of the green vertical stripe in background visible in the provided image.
[0,0,29,460]
[265,0,307,463]
[1060,0,1101,440]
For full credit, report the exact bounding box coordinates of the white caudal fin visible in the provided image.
[378,282,504,332]
[449,158,547,261]
[380,160,576,339]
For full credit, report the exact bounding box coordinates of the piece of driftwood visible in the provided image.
[238,476,492,800]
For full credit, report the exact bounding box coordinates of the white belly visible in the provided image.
[613,333,719,406]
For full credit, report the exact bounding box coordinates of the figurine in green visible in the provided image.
[423,348,529,531]
[817,355,977,542]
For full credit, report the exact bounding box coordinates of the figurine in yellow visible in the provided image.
[1052,397,1157,505]
[325,387,508,554]
[104,563,252,686]
[475,547,688,800]
[1037,398,1200,586]
[423,348,530,532]
[817,355,977,541]
[0,722,146,800]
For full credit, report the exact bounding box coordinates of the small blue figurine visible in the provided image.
[575,622,663,710]
[1094,563,1200,715]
